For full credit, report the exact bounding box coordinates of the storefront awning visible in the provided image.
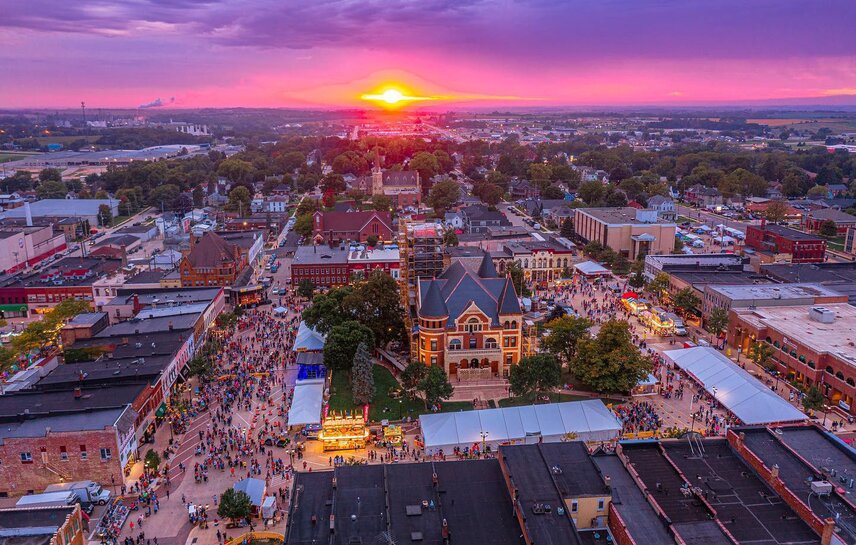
[155,402,167,418]
[0,304,27,313]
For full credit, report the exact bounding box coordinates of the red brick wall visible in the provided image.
[0,428,123,496]
[607,503,636,545]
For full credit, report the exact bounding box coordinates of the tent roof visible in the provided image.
[574,261,610,276]
[663,347,807,425]
[287,381,324,426]
[234,478,265,507]
[293,321,326,352]
[419,399,621,450]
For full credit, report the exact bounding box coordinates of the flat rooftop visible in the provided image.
[755,223,823,242]
[578,207,674,226]
[671,270,777,291]
[663,439,820,545]
[592,454,677,545]
[500,444,582,545]
[292,245,348,266]
[0,407,131,443]
[287,460,523,545]
[739,428,856,544]
[0,506,76,545]
[538,442,611,497]
[94,313,199,336]
[705,283,844,301]
[732,304,856,365]
[0,384,145,421]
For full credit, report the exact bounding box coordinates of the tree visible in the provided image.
[188,354,213,379]
[341,270,405,345]
[427,179,460,214]
[297,279,315,299]
[542,316,592,365]
[410,151,440,183]
[351,342,375,405]
[507,261,526,295]
[672,288,700,317]
[748,341,776,373]
[571,320,652,393]
[293,214,313,237]
[707,307,729,339]
[628,269,646,289]
[763,200,789,223]
[648,272,671,300]
[97,204,113,227]
[371,194,393,212]
[192,185,204,207]
[560,218,575,238]
[442,230,459,247]
[217,489,253,524]
[541,185,564,200]
[147,184,181,208]
[577,180,604,204]
[366,234,378,247]
[39,168,63,183]
[418,366,454,409]
[93,189,108,199]
[144,449,161,470]
[400,361,428,399]
[14,298,90,356]
[479,183,504,207]
[226,186,252,217]
[331,151,368,176]
[172,193,193,215]
[528,163,552,189]
[802,386,825,413]
[323,321,375,372]
[217,158,255,183]
[1,171,33,193]
[819,220,838,238]
[35,180,68,199]
[300,287,354,334]
[321,173,346,194]
[508,354,562,398]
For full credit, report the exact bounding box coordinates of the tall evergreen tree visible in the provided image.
[351,342,375,405]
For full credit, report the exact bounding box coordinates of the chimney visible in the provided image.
[771,464,780,479]
[168,321,174,331]
[432,472,439,488]
[24,201,33,227]
[604,475,612,489]
[73,387,82,399]
[822,518,836,545]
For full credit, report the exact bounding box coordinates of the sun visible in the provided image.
[360,86,435,109]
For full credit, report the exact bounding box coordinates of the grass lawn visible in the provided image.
[498,392,626,408]
[328,366,477,421]
[111,215,132,227]
[826,236,845,251]
[676,215,698,224]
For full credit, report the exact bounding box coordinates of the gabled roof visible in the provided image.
[382,170,418,187]
[806,208,856,223]
[186,232,239,268]
[498,277,521,315]
[419,279,448,318]
[315,210,392,233]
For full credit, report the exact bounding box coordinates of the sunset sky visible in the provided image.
[2,0,855,109]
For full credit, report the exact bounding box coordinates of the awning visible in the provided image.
[0,304,27,313]
[287,381,324,426]
[574,261,610,276]
[155,402,167,418]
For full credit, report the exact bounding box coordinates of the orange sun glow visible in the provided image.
[360,86,437,109]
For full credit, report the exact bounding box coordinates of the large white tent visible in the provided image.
[574,261,610,276]
[287,381,324,427]
[419,399,621,454]
[293,321,326,352]
[663,347,807,425]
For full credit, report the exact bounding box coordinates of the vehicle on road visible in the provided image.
[45,480,112,506]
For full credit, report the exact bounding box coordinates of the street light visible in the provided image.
[480,431,489,455]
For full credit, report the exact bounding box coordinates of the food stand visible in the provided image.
[319,413,369,451]
[382,423,403,447]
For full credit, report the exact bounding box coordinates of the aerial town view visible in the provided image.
[2,2,856,545]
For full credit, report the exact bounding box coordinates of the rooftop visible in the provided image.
[671,270,777,291]
[0,384,146,421]
[752,223,824,242]
[732,303,856,365]
[65,312,106,327]
[705,283,844,301]
[0,257,122,289]
[577,207,674,226]
[0,406,134,443]
[0,505,76,545]
[1,199,116,219]
[292,245,349,266]
[94,313,199,337]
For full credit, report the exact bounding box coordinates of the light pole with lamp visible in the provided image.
[480,431,489,456]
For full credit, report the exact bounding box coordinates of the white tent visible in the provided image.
[663,347,807,425]
[287,381,324,427]
[419,399,621,453]
[574,261,610,276]
[293,321,326,352]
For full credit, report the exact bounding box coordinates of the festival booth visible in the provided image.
[273,306,288,316]
[293,321,326,352]
[233,478,268,518]
[381,423,403,447]
[663,346,808,425]
[621,292,650,316]
[574,261,610,277]
[632,373,660,396]
[319,412,369,451]
[419,399,621,454]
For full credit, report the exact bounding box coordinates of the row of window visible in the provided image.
[28,293,92,303]
[422,336,517,351]
[21,445,111,463]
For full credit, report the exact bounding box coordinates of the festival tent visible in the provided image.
[419,399,621,453]
[287,381,325,427]
[574,261,610,276]
[293,321,326,352]
[663,347,807,425]
[273,306,288,315]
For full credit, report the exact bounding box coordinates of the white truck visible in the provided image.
[16,491,79,509]
[45,480,111,506]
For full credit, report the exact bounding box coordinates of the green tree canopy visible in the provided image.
[672,288,700,316]
[706,307,729,338]
[301,287,354,334]
[410,151,440,182]
[427,179,460,214]
[323,321,375,372]
[400,361,428,399]
[217,488,253,523]
[226,186,252,217]
[418,366,454,409]
[508,354,562,398]
[571,320,652,393]
[351,342,375,405]
[542,315,592,365]
[35,180,68,199]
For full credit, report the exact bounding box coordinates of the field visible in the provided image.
[0,152,37,164]
[747,118,856,131]
[498,392,625,408]
[328,365,477,421]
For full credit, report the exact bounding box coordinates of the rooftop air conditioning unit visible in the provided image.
[811,480,833,496]
[809,306,835,324]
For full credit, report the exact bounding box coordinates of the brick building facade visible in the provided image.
[311,211,393,245]
[744,222,826,264]
[179,232,248,288]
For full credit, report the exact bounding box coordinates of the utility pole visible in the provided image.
[81,101,86,130]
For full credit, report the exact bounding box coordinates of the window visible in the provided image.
[430,356,437,366]
[571,500,578,513]
[449,339,461,351]
[20,452,32,463]
[597,499,605,511]
[59,446,68,461]
[430,339,437,351]
[100,448,112,461]
[469,337,477,349]
[485,338,497,349]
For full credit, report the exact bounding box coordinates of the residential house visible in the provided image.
[646,195,677,221]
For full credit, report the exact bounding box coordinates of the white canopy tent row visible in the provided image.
[287,381,325,427]
[419,399,622,454]
[663,347,807,425]
[293,321,326,352]
[574,260,610,277]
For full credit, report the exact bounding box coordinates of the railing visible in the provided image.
[445,347,502,358]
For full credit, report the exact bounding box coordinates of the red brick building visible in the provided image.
[744,222,826,263]
[179,232,248,288]
[802,208,856,235]
[291,245,349,288]
[312,210,393,245]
